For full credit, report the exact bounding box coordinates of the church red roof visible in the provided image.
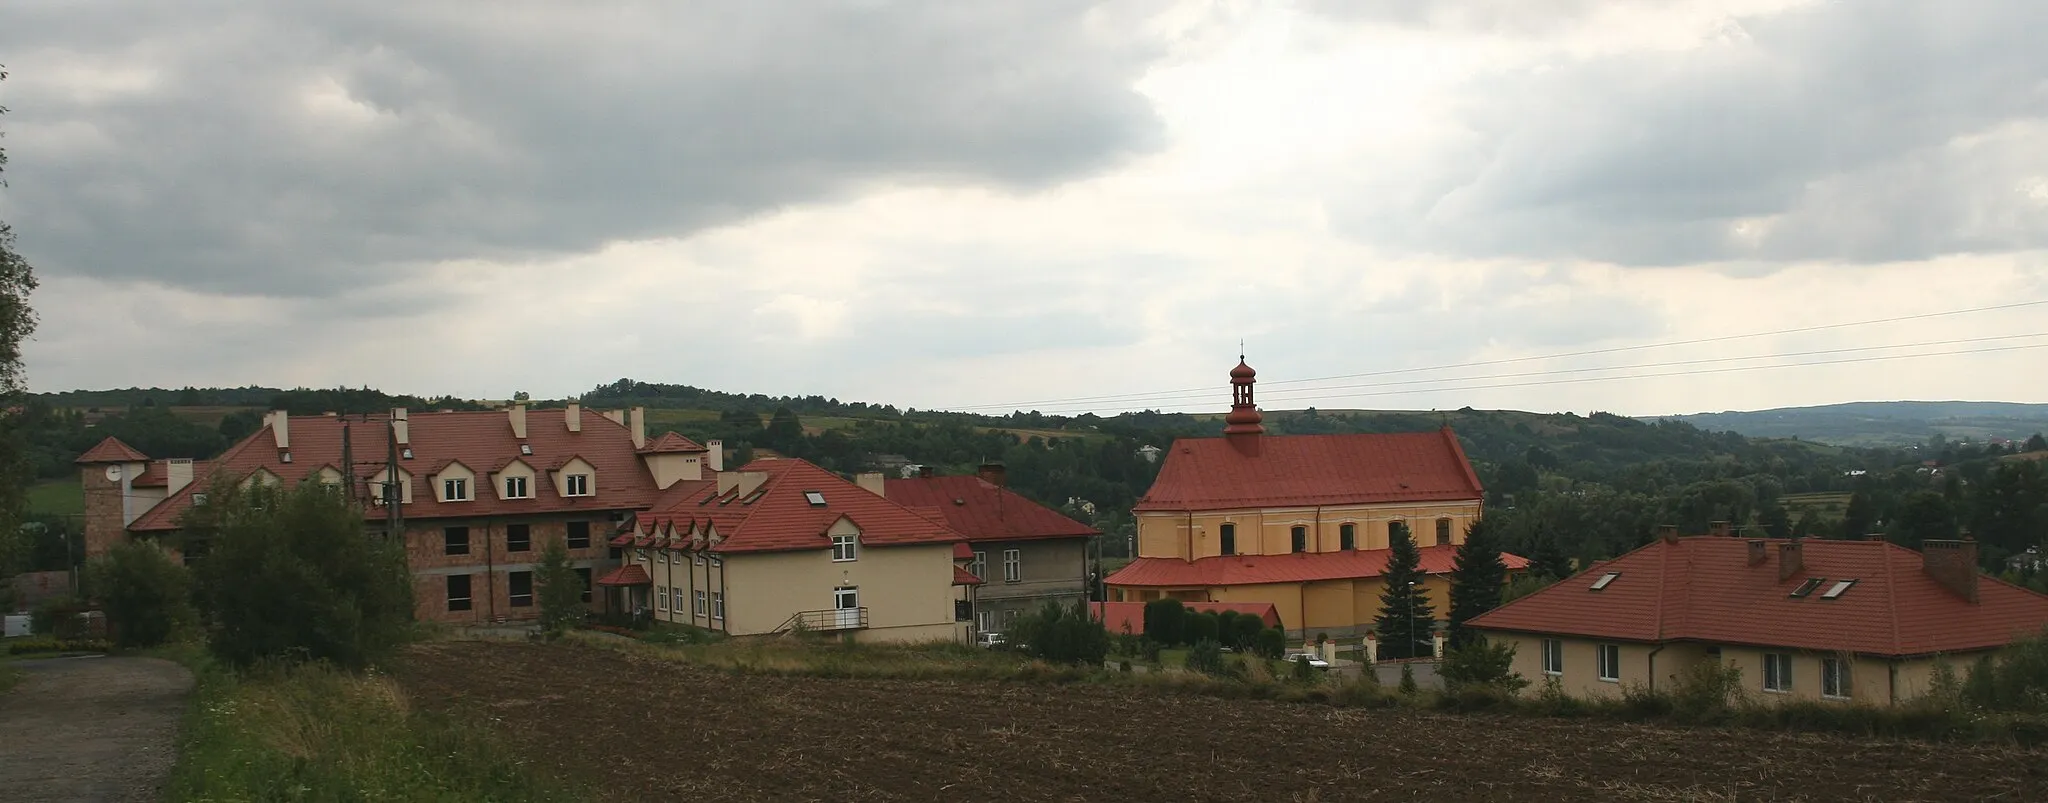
[883,475,1098,543]
[1134,428,1484,512]
[1469,537,2048,657]
[76,436,149,464]
[1105,544,1524,587]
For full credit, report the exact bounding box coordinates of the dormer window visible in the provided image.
[280,451,293,463]
[504,476,530,499]
[832,534,858,562]
[401,448,414,459]
[443,478,470,502]
[565,473,591,497]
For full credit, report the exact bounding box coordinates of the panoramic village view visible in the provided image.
[6,3,2048,802]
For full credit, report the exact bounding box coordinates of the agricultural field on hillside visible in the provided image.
[26,478,83,516]
[398,641,2044,802]
[1781,491,1853,521]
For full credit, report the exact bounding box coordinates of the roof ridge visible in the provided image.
[1439,426,1486,494]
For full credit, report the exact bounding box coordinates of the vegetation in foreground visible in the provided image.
[158,645,584,803]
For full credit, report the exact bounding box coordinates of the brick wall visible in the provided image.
[403,514,617,624]
[80,467,126,560]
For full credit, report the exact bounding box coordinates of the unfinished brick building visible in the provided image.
[76,404,719,624]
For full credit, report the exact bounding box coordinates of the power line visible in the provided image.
[950,298,2048,412]
[1013,342,2048,415]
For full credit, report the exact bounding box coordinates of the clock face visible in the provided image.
[105,464,123,481]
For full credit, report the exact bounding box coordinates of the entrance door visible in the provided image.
[834,586,860,629]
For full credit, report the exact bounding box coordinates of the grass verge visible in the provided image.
[152,643,588,802]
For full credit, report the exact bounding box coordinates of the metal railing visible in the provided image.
[777,607,870,633]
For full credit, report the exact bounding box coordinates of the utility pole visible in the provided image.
[385,416,403,539]
[340,420,355,508]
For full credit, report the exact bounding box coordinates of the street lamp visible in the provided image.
[1406,580,1419,661]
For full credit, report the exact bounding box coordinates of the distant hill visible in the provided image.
[1656,401,2048,447]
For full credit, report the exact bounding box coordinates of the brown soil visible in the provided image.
[0,656,193,803]
[398,641,2048,802]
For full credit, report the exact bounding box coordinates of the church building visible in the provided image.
[1104,358,1524,638]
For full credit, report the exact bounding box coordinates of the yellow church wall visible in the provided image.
[1135,501,1482,561]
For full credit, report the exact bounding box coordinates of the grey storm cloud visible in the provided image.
[0,0,1165,295]
[1329,1,2048,266]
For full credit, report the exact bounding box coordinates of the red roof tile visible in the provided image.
[1089,601,1282,635]
[129,408,661,532]
[953,542,973,559]
[954,566,985,586]
[595,564,652,587]
[638,431,706,454]
[1468,537,2048,657]
[127,460,214,489]
[1134,428,1484,512]
[76,436,149,464]
[884,475,1098,543]
[1105,545,1526,587]
[634,459,963,555]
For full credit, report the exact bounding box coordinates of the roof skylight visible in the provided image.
[1820,579,1857,600]
[520,444,532,455]
[1790,577,1826,598]
[804,491,827,507]
[1589,571,1621,591]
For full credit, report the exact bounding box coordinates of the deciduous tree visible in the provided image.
[0,65,41,593]
[535,536,585,632]
[84,539,196,648]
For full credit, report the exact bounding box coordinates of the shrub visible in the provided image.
[1437,639,1529,695]
[534,537,585,633]
[1142,598,1186,646]
[1619,683,1673,719]
[1141,638,1163,664]
[84,539,195,649]
[1232,614,1264,651]
[1254,627,1286,659]
[31,594,89,639]
[1668,659,1745,721]
[1185,611,1220,647]
[185,478,415,670]
[1330,674,1396,708]
[1528,676,1589,717]
[1291,654,1319,683]
[1398,663,1418,696]
[1185,639,1226,676]
[1008,601,1110,666]
[7,637,112,655]
[1961,632,2048,713]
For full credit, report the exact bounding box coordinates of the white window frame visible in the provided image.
[1764,652,1793,693]
[693,590,707,617]
[831,534,858,562]
[1003,548,1022,583]
[565,473,591,496]
[976,610,994,632]
[504,475,530,499]
[970,551,987,579]
[1541,639,1563,676]
[443,478,469,501]
[1821,657,1850,700]
[711,591,725,621]
[1597,644,1620,682]
[693,555,705,566]
[657,586,668,611]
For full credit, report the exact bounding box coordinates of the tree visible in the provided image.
[1843,490,1877,540]
[84,540,196,648]
[535,536,584,633]
[1232,612,1265,651]
[1142,598,1186,645]
[1254,626,1285,659]
[1439,638,1530,694]
[1374,524,1436,660]
[186,478,414,669]
[1447,517,1508,649]
[1760,504,1793,539]
[0,65,41,596]
[1008,601,1109,665]
[1889,491,1957,549]
[1525,526,1572,581]
[2025,433,2047,454]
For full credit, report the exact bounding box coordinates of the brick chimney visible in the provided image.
[978,462,1007,488]
[1922,539,1980,603]
[1658,524,1680,543]
[565,402,581,432]
[1708,520,1732,537]
[1747,539,1768,567]
[1777,541,1804,582]
[855,472,886,497]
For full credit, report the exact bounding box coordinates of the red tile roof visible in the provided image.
[127,460,214,489]
[76,436,149,464]
[595,564,652,587]
[633,459,964,555]
[1105,545,1526,587]
[1090,601,1282,635]
[953,566,986,586]
[638,431,706,454]
[883,476,1098,543]
[954,542,973,559]
[1134,428,1484,512]
[1468,537,2048,657]
[128,408,662,532]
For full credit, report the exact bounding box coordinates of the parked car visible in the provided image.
[978,632,1007,649]
[1283,652,1331,670]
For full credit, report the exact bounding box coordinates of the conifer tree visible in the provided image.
[1447,517,1508,649]
[1525,524,1572,582]
[1375,523,1436,660]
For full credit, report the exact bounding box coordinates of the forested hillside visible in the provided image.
[1662,401,2048,447]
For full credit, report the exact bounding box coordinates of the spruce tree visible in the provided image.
[1526,525,1572,582]
[1447,516,1508,649]
[1375,524,1436,660]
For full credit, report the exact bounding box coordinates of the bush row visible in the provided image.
[7,637,112,655]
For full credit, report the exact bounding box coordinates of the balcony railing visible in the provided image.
[779,607,869,633]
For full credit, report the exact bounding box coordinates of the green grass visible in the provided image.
[26,478,83,516]
[157,644,587,802]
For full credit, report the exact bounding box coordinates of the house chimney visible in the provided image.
[1922,539,1980,603]
[566,402,581,432]
[706,439,724,472]
[390,408,409,445]
[509,403,528,440]
[629,406,646,450]
[919,465,934,479]
[1747,539,1769,567]
[1658,524,1680,543]
[601,409,626,426]
[165,459,194,495]
[268,410,290,449]
[855,472,886,497]
[1708,520,1732,537]
[1777,541,1804,581]
[978,462,1007,488]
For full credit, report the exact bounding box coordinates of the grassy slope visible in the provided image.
[26,478,83,516]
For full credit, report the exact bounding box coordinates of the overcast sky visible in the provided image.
[4,0,2046,417]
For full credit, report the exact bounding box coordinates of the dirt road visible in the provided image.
[0,656,192,803]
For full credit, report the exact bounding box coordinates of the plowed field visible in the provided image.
[398,641,2047,802]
